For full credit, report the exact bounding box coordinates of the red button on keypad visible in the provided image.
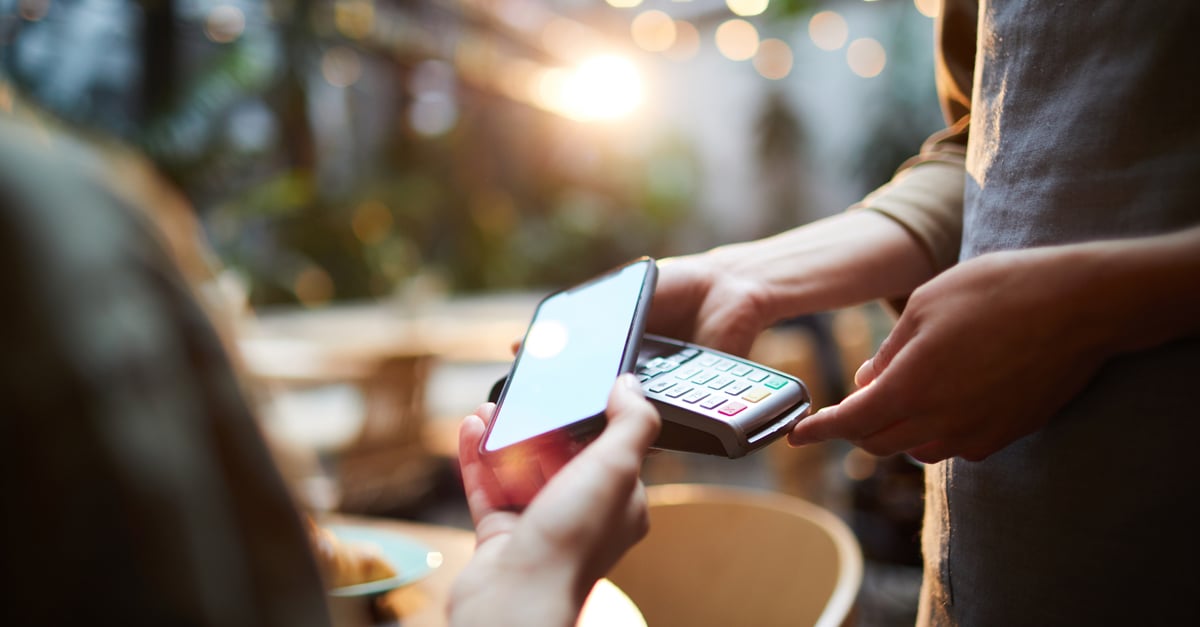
[718,401,747,416]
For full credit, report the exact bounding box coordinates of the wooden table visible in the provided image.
[244,292,543,365]
[325,515,644,627]
[238,295,538,501]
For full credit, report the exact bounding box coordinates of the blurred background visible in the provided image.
[1,0,941,302]
[2,0,942,624]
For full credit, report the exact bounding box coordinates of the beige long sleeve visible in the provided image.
[853,155,965,274]
[848,0,979,276]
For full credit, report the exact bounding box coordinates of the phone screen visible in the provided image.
[482,259,655,454]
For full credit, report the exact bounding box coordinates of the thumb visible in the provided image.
[854,358,880,388]
[855,317,913,388]
[603,374,661,451]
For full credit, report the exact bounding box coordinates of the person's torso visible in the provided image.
[923,3,1200,625]
[962,1,1200,258]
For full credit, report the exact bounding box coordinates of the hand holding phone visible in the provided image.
[480,258,658,461]
[453,375,659,621]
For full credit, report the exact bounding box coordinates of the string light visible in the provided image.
[664,20,700,62]
[914,0,939,18]
[846,37,886,77]
[715,19,759,62]
[808,11,848,51]
[204,4,245,44]
[753,39,793,80]
[726,0,769,18]
[631,10,676,53]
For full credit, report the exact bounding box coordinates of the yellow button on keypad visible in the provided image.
[741,388,771,403]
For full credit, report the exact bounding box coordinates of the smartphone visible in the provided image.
[480,257,658,460]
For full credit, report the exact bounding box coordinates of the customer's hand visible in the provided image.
[789,246,1111,462]
[450,374,661,627]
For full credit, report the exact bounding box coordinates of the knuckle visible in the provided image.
[908,447,948,464]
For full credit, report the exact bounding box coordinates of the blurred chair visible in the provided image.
[241,337,439,515]
[608,483,862,627]
[335,352,439,514]
[830,305,882,398]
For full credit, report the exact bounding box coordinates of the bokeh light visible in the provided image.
[409,93,458,137]
[664,20,700,62]
[470,189,518,235]
[726,0,769,18]
[295,266,334,307]
[753,38,793,80]
[204,5,245,44]
[715,19,759,62]
[334,0,375,40]
[408,59,459,135]
[808,11,848,51]
[540,55,643,121]
[321,46,363,87]
[846,37,886,77]
[18,0,51,22]
[606,0,643,7]
[352,200,393,244]
[411,59,456,94]
[843,447,878,481]
[914,0,940,19]
[566,55,643,120]
[631,10,676,53]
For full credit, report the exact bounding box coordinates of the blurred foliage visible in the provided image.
[768,0,819,20]
[2,0,697,306]
[205,77,696,304]
[203,2,697,305]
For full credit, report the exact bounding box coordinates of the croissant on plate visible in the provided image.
[307,518,398,589]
